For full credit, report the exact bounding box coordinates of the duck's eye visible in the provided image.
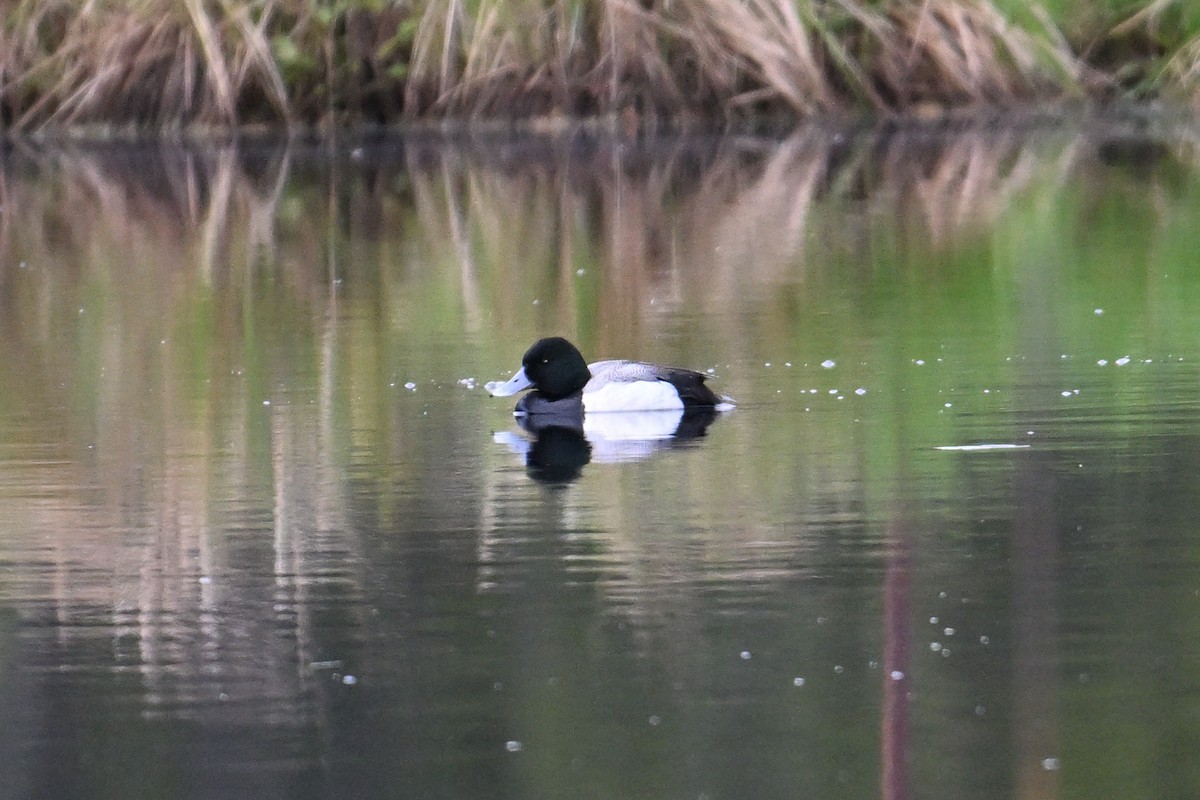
[541,358,549,364]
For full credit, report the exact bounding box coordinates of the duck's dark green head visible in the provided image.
[485,337,591,401]
[520,337,590,400]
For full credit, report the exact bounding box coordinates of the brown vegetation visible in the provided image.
[0,0,1196,130]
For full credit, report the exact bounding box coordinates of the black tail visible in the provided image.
[663,370,723,408]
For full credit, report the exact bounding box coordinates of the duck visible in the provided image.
[485,336,734,416]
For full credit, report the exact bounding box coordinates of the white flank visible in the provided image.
[583,380,685,412]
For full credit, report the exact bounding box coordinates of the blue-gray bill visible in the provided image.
[484,367,532,397]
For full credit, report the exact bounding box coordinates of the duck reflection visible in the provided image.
[494,406,723,483]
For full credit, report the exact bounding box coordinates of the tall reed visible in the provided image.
[0,0,1197,131]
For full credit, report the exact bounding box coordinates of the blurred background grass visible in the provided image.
[1,0,1199,131]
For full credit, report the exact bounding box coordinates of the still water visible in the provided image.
[1,120,1200,799]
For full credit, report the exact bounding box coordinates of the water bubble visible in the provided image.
[943,627,956,637]
[914,359,926,366]
[1094,308,1104,315]
[404,382,417,390]
[740,650,752,661]
[855,387,867,396]
[889,670,905,681]
[930,642,942,652]
[833,665,844,674]
[342,674,358,686]
[975,705,987,716]
[930,616,939,624]
[1097,359,1108,366]
[793,676,806,687]
[1115,356,1131,366]
[648,715,662,726]
[1041,758,1060,771]
[821,359,836,369]
[979,635,990,645]
[505,740,524,753]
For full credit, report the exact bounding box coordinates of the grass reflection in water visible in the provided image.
[0,121,1199,798]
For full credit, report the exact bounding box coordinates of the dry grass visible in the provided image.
[0,0,1195,130]
[1169,34,1200,106]
[867,1,1088,107]
[0,0,293,128]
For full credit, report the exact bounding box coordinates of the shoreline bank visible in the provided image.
[1,1,1198,133]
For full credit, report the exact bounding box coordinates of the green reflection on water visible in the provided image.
[0,123,1198,798]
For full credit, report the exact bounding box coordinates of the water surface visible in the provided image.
[2,121,1200,799]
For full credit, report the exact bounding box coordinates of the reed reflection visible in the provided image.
[0,121,1195,798]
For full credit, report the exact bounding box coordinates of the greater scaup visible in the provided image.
[485,337,734,415]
